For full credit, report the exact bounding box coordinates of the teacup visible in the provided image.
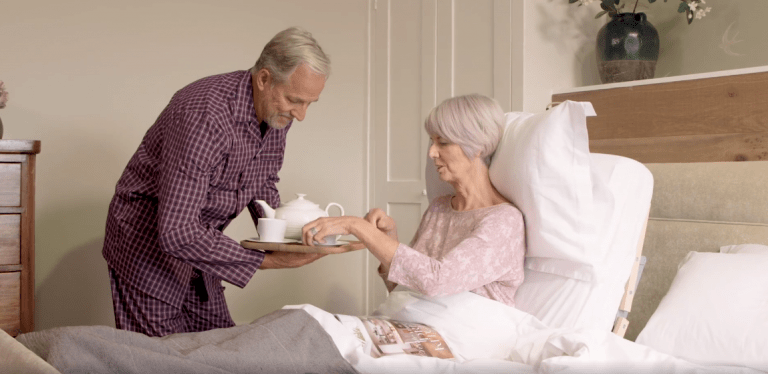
[309,231,339,246]
[257,218,287,242]
[320,235,338,246]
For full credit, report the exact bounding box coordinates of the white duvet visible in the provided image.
[286,289,765,374]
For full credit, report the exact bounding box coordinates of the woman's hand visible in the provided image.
[301,216,360,246]
[364,208,398,241]
[301,212,400,276]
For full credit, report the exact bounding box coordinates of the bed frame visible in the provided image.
[551,67,768,341]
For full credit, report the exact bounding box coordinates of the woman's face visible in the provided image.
[428,134,474,183]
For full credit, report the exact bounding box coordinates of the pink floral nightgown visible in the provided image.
[384,194,526,308]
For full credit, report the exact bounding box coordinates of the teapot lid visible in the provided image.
[281,193,321,210]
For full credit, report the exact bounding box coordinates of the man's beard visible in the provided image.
[266,112,293,129]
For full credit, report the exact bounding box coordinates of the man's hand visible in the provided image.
[259,251,326,269]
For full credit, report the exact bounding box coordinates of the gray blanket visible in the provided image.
[16,309,359,374]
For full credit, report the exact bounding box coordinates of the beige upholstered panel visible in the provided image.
[626,160,768,342]
[645,161,768,224]
[646,161,768,224]
[627,219,768,341]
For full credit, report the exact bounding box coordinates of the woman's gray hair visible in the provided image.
[252,27,331,84]
[424,94,504,166]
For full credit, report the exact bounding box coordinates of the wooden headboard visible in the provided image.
[551,67,768,341]
[552,68,768,163]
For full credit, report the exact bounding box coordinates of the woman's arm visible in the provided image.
[364,208,398,242]
[378,263,398,292]
[301,212,400,273]
[386,207,525,297]
[362,208,401,290]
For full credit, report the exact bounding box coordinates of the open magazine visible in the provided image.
[334,314,454,359]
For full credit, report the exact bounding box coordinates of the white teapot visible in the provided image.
[255,193,344,240]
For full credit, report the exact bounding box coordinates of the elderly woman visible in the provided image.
[302,94,525,307]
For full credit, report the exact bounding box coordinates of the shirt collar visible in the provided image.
[230,70,259,124]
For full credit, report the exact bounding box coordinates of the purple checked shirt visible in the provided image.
[103,70,288,307]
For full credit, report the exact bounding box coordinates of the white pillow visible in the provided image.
[636,252,768,371]
[720,243,768,254]
[514,153,653,330]
[489,101,598,280]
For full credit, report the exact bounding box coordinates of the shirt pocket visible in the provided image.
[258,151,282,160]
[256,151,284,176]
[210,152,249,191]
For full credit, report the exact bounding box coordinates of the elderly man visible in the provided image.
[102,27,330,336]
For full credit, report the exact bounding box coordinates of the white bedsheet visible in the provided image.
[287,289,766,374]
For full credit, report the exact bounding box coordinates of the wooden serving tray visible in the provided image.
[241,239,366,254]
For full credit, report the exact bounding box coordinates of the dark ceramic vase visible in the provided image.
[596,12,660,84]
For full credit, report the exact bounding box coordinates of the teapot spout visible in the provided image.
[254,200,276,219]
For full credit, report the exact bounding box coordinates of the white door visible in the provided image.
[366,0,518,313]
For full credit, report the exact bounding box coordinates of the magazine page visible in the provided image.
[335,314,454,359]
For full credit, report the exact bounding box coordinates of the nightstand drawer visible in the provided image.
[0,164,20,207]
[0,272,21,336]
[0,215,20,265]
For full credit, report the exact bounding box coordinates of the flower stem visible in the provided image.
[633,0,639,13]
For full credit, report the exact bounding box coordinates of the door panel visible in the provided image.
[367,0,514,313]
[370,0,432,311]
[455,0,495,97]
[390,0,424,181]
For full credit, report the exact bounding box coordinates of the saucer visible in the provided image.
[246,237,299,244]
[312,240,350,247]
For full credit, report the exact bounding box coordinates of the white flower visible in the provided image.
[695,6,711,19]
[688,0,707,11]
[570,0,712,25]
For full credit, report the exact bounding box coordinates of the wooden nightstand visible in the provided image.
[0,140,40,337]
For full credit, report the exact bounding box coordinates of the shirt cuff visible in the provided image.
[384,243,419,289]
[378,262,398,293]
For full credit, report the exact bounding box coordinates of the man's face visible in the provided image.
[254,63,326,129]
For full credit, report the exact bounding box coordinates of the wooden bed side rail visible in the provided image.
[612,213,650,338]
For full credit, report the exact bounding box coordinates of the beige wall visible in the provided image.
[2,0,369,329]
[642,0,768,78]
[518,0,768,112]
[3,0,767,331]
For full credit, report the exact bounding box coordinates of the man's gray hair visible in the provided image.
[424,94,504,166]
[252,27,331,84]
